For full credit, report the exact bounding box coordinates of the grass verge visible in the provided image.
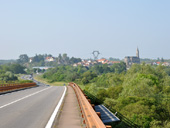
[34,75,67,86]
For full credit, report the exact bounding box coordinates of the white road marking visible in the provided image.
[0,86,52,109]
[45,86,67,128]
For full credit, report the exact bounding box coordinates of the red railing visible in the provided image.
[0,83,37,92]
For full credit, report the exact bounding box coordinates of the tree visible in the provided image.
[157,57,160,61]
[81,71,97,84]
[62,53,69,64]
[107,86,123,99]
[161,57,164,63]
[57,54,63,64]
[32,54,44,63]
[10,64,26,74]
[18,54,29,63]
[70,57,81,64]
[111,62,126,73]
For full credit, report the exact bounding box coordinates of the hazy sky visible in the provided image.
[0,0,170,60]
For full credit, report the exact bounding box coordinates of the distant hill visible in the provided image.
[0,60,17,65]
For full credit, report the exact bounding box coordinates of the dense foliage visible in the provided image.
[0,64,26,83]
[17,53,82,67]
[43,63,170,128]
[85,64,170,128]
[42,62,126,83]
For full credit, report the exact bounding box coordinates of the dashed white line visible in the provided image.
[0,86,52,109]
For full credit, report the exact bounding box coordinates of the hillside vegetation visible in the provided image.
[42,63,170,128]
[0,64,32,84]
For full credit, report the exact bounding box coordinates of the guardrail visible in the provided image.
[0,83,37,92]
[69,82,111,128]
[84,90,140,128]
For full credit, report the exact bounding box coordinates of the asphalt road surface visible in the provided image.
[0,84,65,128]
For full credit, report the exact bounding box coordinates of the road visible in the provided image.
[0,76,65,128]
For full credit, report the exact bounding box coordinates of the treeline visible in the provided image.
[42,62,126,83]
[0,64,25,82]
[17,54,81,67]
[0,60,16,65]
[85,64,170,128]
[42,63,170,128]
[140,57,170,63]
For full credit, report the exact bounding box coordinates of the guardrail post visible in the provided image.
[105,125,112,128]
[87,99,91,104]
[83,119,86,124]
[91,104,95,110]
[96,112,101,118]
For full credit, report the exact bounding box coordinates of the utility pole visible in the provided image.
[92,51,100,60]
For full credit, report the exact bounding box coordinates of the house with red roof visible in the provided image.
[45,57,56,62]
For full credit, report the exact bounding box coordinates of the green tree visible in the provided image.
[81,71,97,84]
[32,54,44,63]
[161,57,164,63]
[18,54,29,63]
[10,64,26,74]
[70,57,81,64]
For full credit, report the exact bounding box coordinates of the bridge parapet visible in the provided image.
[0,83,36,92]
[69,82,111,128]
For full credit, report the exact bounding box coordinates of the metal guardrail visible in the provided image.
[84,90,141,128]
[69,82,111,128]
[0,83,37,92]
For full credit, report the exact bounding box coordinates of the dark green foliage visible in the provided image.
[107,86,123,99]
[32,54,44,63]
[0,64,26,83]
[17,54,29,63]
[43,66,80,82]
[90,62,126,75]
[90,64,111,74]
[42,63,170,127]
[9,64,26,74]
[0,71,18,81]
[0,64,25,74]
[108,57,120,61]
[164,66,170,76]
[16,53,82,68]
[111,62,126,73]
[84,64,170,128]
[18,80,33,83]
[96,89,108,102]
[69,57,81,64]
[81,71,97,84]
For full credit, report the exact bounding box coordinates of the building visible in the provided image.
[97,59,107,64]
[29,57,33,63]
[124,48,140,68]
[45,57,56,62]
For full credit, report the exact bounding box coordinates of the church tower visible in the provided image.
[136,47,139,58]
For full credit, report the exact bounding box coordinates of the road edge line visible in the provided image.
[0,86,52,109]
[45,86,67,128]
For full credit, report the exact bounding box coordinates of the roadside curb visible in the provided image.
[45,86,67,128]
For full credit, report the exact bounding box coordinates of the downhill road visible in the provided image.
[0,85,65,128]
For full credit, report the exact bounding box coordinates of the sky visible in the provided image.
[0,0,170,60]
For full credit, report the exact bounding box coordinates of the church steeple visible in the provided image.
[136,47,139,58]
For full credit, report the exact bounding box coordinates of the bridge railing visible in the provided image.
[0,83,37,92]
[84,90,141,128]
[69,82,111,128]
